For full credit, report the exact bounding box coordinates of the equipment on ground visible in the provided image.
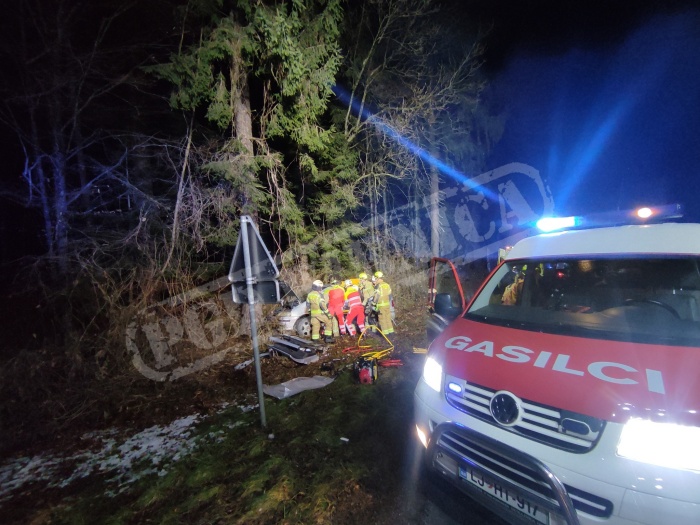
[378,358,403,367]
[353,356,378,384]
[266,335,325,364]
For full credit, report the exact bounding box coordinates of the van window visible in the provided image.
[466,256,700,346]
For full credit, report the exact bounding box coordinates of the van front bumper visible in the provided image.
[415,381,700,525]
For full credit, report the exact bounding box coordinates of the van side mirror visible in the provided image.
[434,292,461,320]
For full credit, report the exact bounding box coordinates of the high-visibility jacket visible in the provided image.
[373,281,392,307]
[344,285,362,310]
[306,290,328,315]
[359,280,375,305]
[501,275,524,305]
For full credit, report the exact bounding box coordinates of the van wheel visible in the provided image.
[294,316,312,337]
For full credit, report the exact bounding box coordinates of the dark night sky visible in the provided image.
[466,0,700,222]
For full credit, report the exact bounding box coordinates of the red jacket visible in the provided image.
[326,285,345,310]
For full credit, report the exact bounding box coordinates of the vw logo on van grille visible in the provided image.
[489,391,522,427]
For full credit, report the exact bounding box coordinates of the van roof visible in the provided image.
[506,223,700,259]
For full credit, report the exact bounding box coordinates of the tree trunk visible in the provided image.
[53,151,69,275]
[412,184,421,257]
[369,176,380,265]
[382,185,390,252]
[163,118,194,272]
[429,162,440,257]
[231,55,261,336]
[29,113,55,259]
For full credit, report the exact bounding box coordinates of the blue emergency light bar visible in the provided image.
[536,204,684,233]
[536,216,579,232]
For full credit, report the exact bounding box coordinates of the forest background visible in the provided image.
[0,0,503,453]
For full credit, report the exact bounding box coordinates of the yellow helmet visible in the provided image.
[374,271,383,279]
[359,272,368,279]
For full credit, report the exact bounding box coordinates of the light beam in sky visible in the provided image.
[332,84,499,203]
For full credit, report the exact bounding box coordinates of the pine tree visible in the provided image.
[146,0,359,275]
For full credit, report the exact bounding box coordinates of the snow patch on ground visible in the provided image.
[0,404,254,506]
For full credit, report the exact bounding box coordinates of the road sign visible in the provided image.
[228,215,281,429]
[231,280,281,305]
[228,216,280,305]
[228,217,279,284]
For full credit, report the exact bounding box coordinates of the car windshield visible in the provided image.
[466,256,700,346]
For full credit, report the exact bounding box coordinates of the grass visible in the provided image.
[46,362,422,525]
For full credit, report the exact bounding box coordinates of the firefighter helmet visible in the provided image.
[374,271,383,279]
[345,279,353,288]
[359,272,368,280]
[312,280,324,291]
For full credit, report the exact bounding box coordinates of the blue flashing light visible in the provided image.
[536,204,682,233]
[447,382,463,394]
[536,216,579,233]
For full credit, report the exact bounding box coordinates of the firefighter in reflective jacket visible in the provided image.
[358,272,374,307]
[372,271,394,337]
[307,280,334,342]
[324,278,347,337]
[343,279,365,336]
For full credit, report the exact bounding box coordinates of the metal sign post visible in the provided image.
[229,215,281,429]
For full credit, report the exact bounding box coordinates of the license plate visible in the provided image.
[459,465,549,524]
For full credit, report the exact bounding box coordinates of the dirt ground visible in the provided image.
[4,302,502,524]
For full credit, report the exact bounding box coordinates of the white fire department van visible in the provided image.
[414,222,700,525]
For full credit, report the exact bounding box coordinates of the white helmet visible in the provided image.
[345,279,353,287]
[312,279,324,291]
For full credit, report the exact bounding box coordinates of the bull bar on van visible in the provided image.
[428,422,581,525]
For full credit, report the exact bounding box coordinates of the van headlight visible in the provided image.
[617,418,700,471]
[422,356,443,393]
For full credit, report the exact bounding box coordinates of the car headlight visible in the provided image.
[423,356,443,393]
[617,418,700,471]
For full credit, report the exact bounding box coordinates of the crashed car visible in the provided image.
[415,222,700,525]
[276,282,313,337]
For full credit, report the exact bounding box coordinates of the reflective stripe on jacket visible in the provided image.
[307,290,326,314]
[345,286,362,309]
[374,281,392,307]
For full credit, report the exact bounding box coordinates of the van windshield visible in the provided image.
[466,256,700,346]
